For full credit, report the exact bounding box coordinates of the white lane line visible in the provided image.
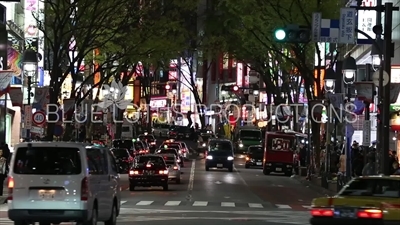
[187,160,195,191]
[276,204,292,209]
[302,205,312,209]
[121,200,127,205]
[248,203,263,208]
[192,201,208,206]
[164,201,181,206]
[136,201,154,206]
[221,202,235,207]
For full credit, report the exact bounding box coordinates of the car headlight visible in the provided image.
[202,143,206,147]
[206,155,213,160]
[227,156,234,160]
[239,144,244,148]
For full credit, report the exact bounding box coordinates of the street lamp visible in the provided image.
[370,39,384,71]
[323,68,336,176]
[23,48,39,141]
[342,56,357,179]
[324,68,336,93]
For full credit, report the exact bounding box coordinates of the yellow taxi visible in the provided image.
[310,175,400,225]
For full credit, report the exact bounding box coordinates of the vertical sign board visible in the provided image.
[24,105,32,129]
[339,8,357,44]
[311,12,321,42]
[0,7,7,144]
[362,120,371,146]
[357,0,377,44]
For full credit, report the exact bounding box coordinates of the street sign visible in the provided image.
[32,111,46,125]
[362,120,371,146]
[339,8,357,44]
[311,13,321,42]
[24,105,32,129]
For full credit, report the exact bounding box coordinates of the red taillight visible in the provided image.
[7,177,14,201]
[310,208,334,217]
[357,209,382,219]
[146,164,151,168]
[81,177,89,201]
[173,166,178,170]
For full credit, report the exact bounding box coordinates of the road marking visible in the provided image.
[276,204,292,209]
[0,204,7,212]
[221,202,235,207]
[192,201,208,206]
[187,160,195,191]
[121,201,127,205]
[165,201,181,206]
[302,205,312,209]
[136,201,154,206]
[248,203,263,208]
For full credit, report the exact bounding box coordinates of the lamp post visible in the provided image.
[342,56,357,179]
[323,68,336,175]
[23,49,39,141]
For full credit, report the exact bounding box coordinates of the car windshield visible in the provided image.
[112,140,133,149]
[137,156,165,166]
[339,178,400,198]
[163,143,180,149]
[158,149,177,155]
[249,147,263,153]
[209,142,232,151]
[200,135,212,141]
[112,149,129,158]
[134,142,144,149]
[240,130,262,140]
[138,135,155,142]
[13,147,82,175]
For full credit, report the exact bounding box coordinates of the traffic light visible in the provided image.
[273,25,310,43]
[221,85,239,92]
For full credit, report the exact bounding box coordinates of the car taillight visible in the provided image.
[81,177,89,201]
[357,209,382,219]
[129,170,140,175]
[173,166,178,170]
[159,170,168,174]
[310,208,334,217]
[7,177,14,201]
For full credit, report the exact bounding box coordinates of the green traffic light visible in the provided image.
[274,29,286,40]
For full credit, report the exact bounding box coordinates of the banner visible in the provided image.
[9,87,23,107]
[0,71,13,98]
[33,87,49,110]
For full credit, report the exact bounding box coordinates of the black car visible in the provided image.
[156,148,184,167]
[205,139,234,172]
[138,134,157,150]
[111,148,133,173]
[112,139,134,156]
[168,126,192,140]
[134,141,149,155]
[129,155,169,191]
[245,145,264,168]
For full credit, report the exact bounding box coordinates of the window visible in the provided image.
[111,149,130,158]
[86,148,107,175]
[240,130,262,140]
[108,151,118,174]
[339,178,400,198]
[13,147,82,175]
[209,141,232,151]
[137,156,165,166]
[249,147,263,153]
[157,149,178,156]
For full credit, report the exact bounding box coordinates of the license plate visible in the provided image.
[256,162,262,165]
[217,164,223,167]
[275,168,282,171]
[335,209,356,218]
[38,190,55,199]
[145,171,154,175]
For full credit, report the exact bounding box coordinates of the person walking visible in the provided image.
[0,149,7,196]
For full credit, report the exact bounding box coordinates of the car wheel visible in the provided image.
[176,177,181,184]
[245,164,250,169]
[105,202,117,225]
[163,184,169,191]
[263,167,270,175]
[228,166,233,172]
[129,184,135,191]
[285,172,292,177]
[83,205,97,225]
[205,166,209,171]
[14,222,28,225]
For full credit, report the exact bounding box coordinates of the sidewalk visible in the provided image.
[292,175,337,196]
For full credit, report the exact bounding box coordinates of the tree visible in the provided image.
[212,0,341,170]
[34,0,152,140]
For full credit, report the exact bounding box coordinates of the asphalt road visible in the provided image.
[0,138,322,224]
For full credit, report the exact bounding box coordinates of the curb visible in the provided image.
[0,196,7,204]
[291,175,337,196]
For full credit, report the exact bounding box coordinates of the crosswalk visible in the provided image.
[0,201,311,211]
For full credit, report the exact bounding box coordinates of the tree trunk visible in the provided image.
[62,113,74,141]
[192,88,205,127]
[45,88,59,141]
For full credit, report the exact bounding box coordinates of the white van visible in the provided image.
[7,142,121,225]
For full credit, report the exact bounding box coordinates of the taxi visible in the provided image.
[310,175,400,225]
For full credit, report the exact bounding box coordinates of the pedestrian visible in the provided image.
[0,149,7,196]
[362,154,376,176]
[392,161,400,175]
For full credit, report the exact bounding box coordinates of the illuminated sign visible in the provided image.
[272,138,291,151]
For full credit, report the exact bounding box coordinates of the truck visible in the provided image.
[263,130,306,176]
[233,126,262,154]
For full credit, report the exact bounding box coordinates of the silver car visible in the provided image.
[161,154,181,184]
